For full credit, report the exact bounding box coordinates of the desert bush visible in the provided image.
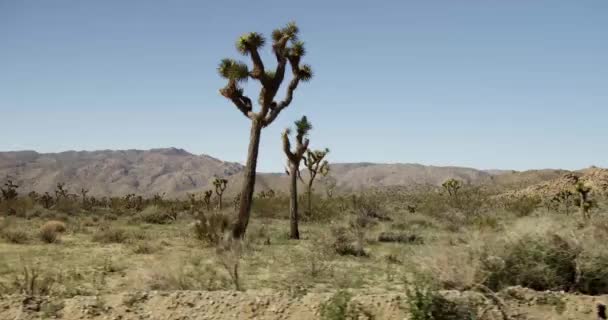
[216,239,244,291]
[331,225,367,257]
[378,231,423,244]
[193,211,231,245]
[320,290,352,320]
[406,274,477,320]
[53,198,80,215]
[252,195,289,219]
[1,229,30,244]
[137,205,175,224]
[501,195,542,217]
[39,221,67,243]
[132,242,159,254]
[92,227,129,244]
[148,256,230,291]
[576,249,608,295]
[483,233,581,292]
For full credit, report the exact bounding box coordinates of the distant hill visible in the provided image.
[0,148,580,198]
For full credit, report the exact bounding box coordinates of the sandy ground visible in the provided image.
[1,287,607,320]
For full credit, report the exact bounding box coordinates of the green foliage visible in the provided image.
[320,290,353,320]
[1,228,30,244]
[294,115,312,137]
[217,58,249,82]
[137,205,176,224]
[236,32,266,55]
[299,64,313,82]
[406,275,477,320]
[483,234,581,292]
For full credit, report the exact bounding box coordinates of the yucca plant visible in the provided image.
[218,22,314,238]
[282,116,312,239]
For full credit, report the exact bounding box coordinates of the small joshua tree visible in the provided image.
[551,190,574,215]
[575,181,593,220]
[41,192,53,209]
[282,116,312,239]
[54,183,68,200]
[80,188,89,208]
[302,148,330,215]
[1,179,19,201]
[203,190,213,211]
[213,178,228,210]
[442,178,462,198]
[218,22,313,238]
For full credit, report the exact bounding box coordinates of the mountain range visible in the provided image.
[0,148,575,197]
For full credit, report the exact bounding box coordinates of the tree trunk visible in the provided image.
[289,163,300,239]
[232,120,263,239]
[218,196,223,211]
[307,181,313,216]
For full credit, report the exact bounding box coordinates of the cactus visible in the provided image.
[575,181,593,220]
[282,116,312,239]
[442,178,462,197]
[213,178,228,210]
[302,148,330,215]
[218,22,313,239]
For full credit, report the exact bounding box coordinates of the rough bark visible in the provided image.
[289,163,300,239]
[232,120,263,238]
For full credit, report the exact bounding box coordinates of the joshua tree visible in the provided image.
[203,190,213,211]
[213,178,228,210]
[80,188,89,207]
[54,183,68,200]
[575,181,593,220]
[442,178,462,198]
[282,116,312,239]
[302,148,330,215]
[41,192,53,209]
[551,190,574,215]
[1,179,19,201]
[218,22,313,238]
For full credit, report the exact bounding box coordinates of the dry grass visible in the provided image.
[0,188,606,302]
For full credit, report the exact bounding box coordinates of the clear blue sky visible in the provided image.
[1,1,607,172]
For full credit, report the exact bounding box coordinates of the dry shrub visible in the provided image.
[39,220,67,243]
[378,231,423,244]
[147,255,230,291]
[193,211,231,245]
[92,227,129,244]
[137,205,175,224]
[1,229,30,244]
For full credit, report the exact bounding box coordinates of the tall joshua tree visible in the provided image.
[302,148,330,215]
[282,116,311,239]
[213,178,228,210]
[218,22,313,238]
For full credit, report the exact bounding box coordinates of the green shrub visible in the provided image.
[138,205,175,224]
[576,249,608,295]
[320,290,352,320]
[406,275,477,320]
[483,234,581,292]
